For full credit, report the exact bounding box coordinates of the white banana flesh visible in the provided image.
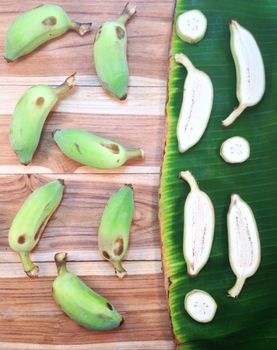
[185,289,217,323]
[222,20,265,127]
[176,10,207,44]
[175,53,213,153]
[227,194,261,297]
[180,171,215,276]
[220,136,250,164]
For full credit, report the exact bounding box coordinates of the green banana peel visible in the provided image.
[10,74,76,165]
[98,185,134,278]
[8,180,64,278]
[4,4,92,61]
[93,3,136,100]
[53,128,144,169]
[53,252,124,330]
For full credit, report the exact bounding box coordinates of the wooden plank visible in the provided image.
[0,112,164,173]
[0,275,172,345]
[0,174,161,262]
[0,0,173,80]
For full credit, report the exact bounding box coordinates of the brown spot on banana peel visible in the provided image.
[116,26,125,39]
[102,251,111,260]
[36,97,45,107]
[74,143,82,154]
[113,238,124,256]
[106,302,113,311]
[101,143,120,154]
[17,234,26,244]
[42,16,57,26]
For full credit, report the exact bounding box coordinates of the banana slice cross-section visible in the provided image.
[222,20,265,127]
[176,9,207,44]
[185,289,217,323]
[220,136,250,164]
[175,53,213,153]
[179,171,215,277]
[227,194,261,297]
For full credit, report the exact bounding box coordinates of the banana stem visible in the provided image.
[222,104,246,127]
[118,3,136,25]
[70,21,92,36]
[175,53,194,72]
[55,252,68,276]
[19,252,39,278]
[228,276,245,297]
[126,148,144,161]
[179,171,200,191]
[112,261,127,279]
[54,74,76,97]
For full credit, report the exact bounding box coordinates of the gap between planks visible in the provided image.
[0,260,162,279]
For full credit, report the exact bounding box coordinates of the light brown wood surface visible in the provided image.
[0,0,175,349]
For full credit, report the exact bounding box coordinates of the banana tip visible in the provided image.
[52,129,60,139]
[119,318,125,327]
[55,252,68,263]
[57,179,65,186]
[119,93,127,101]
[125,183,134,190]
[26,265,39,278]
[4,56,13,63]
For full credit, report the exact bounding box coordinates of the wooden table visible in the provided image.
[0,1,175,349]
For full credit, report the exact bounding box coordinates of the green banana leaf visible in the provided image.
[159,0,277,349]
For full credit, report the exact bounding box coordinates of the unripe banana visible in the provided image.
[10,74,76,165]
[53,252,123,330]
[93,3,136,100]
[8,180,64,278]
[5,4,92,61]
[53,128,144,169]
[98,185,134,278]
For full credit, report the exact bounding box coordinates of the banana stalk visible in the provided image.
[5,4,91,61]
[98,185,134,278]
[93,3,136,100]
[10,74,76,165]
[53,128,144,169]
[53,252,123,330]
[8,180,64,277]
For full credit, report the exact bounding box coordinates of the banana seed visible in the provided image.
[8,179,64,277]
[93,3,136,100]
[10,74,76,165]
[53,128,144,169]
[5,4,92,61]
[53,252,123,330]
[98,185,134,278]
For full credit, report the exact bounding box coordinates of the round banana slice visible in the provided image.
[176,10,207,44]
[184,289,217,323]
[220,136,250,164]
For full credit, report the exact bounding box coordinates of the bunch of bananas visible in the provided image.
[5,3,140,331]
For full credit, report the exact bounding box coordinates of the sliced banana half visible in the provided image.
[220,136,250,164]
[176,10,207,44]
[185,289,217,323]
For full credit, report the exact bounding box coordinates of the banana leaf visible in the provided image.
[159,0,277,349]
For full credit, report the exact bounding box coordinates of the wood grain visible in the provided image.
[0,0,174,348]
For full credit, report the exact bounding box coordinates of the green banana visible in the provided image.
[93,3,136,100]
[8,179,64,278]
[5,4,91,61]
[10,74,76,165]
[53,128,144,169]
[98,185,134,278]
[53,252,123,330]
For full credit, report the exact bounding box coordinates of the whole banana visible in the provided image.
[10,74,76,165]
[98,185,134,278]
[53,252,123,330]
[8,179,64,277]
[5,4,92,61]
[53,128,144,169]
[93,3,136,100]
